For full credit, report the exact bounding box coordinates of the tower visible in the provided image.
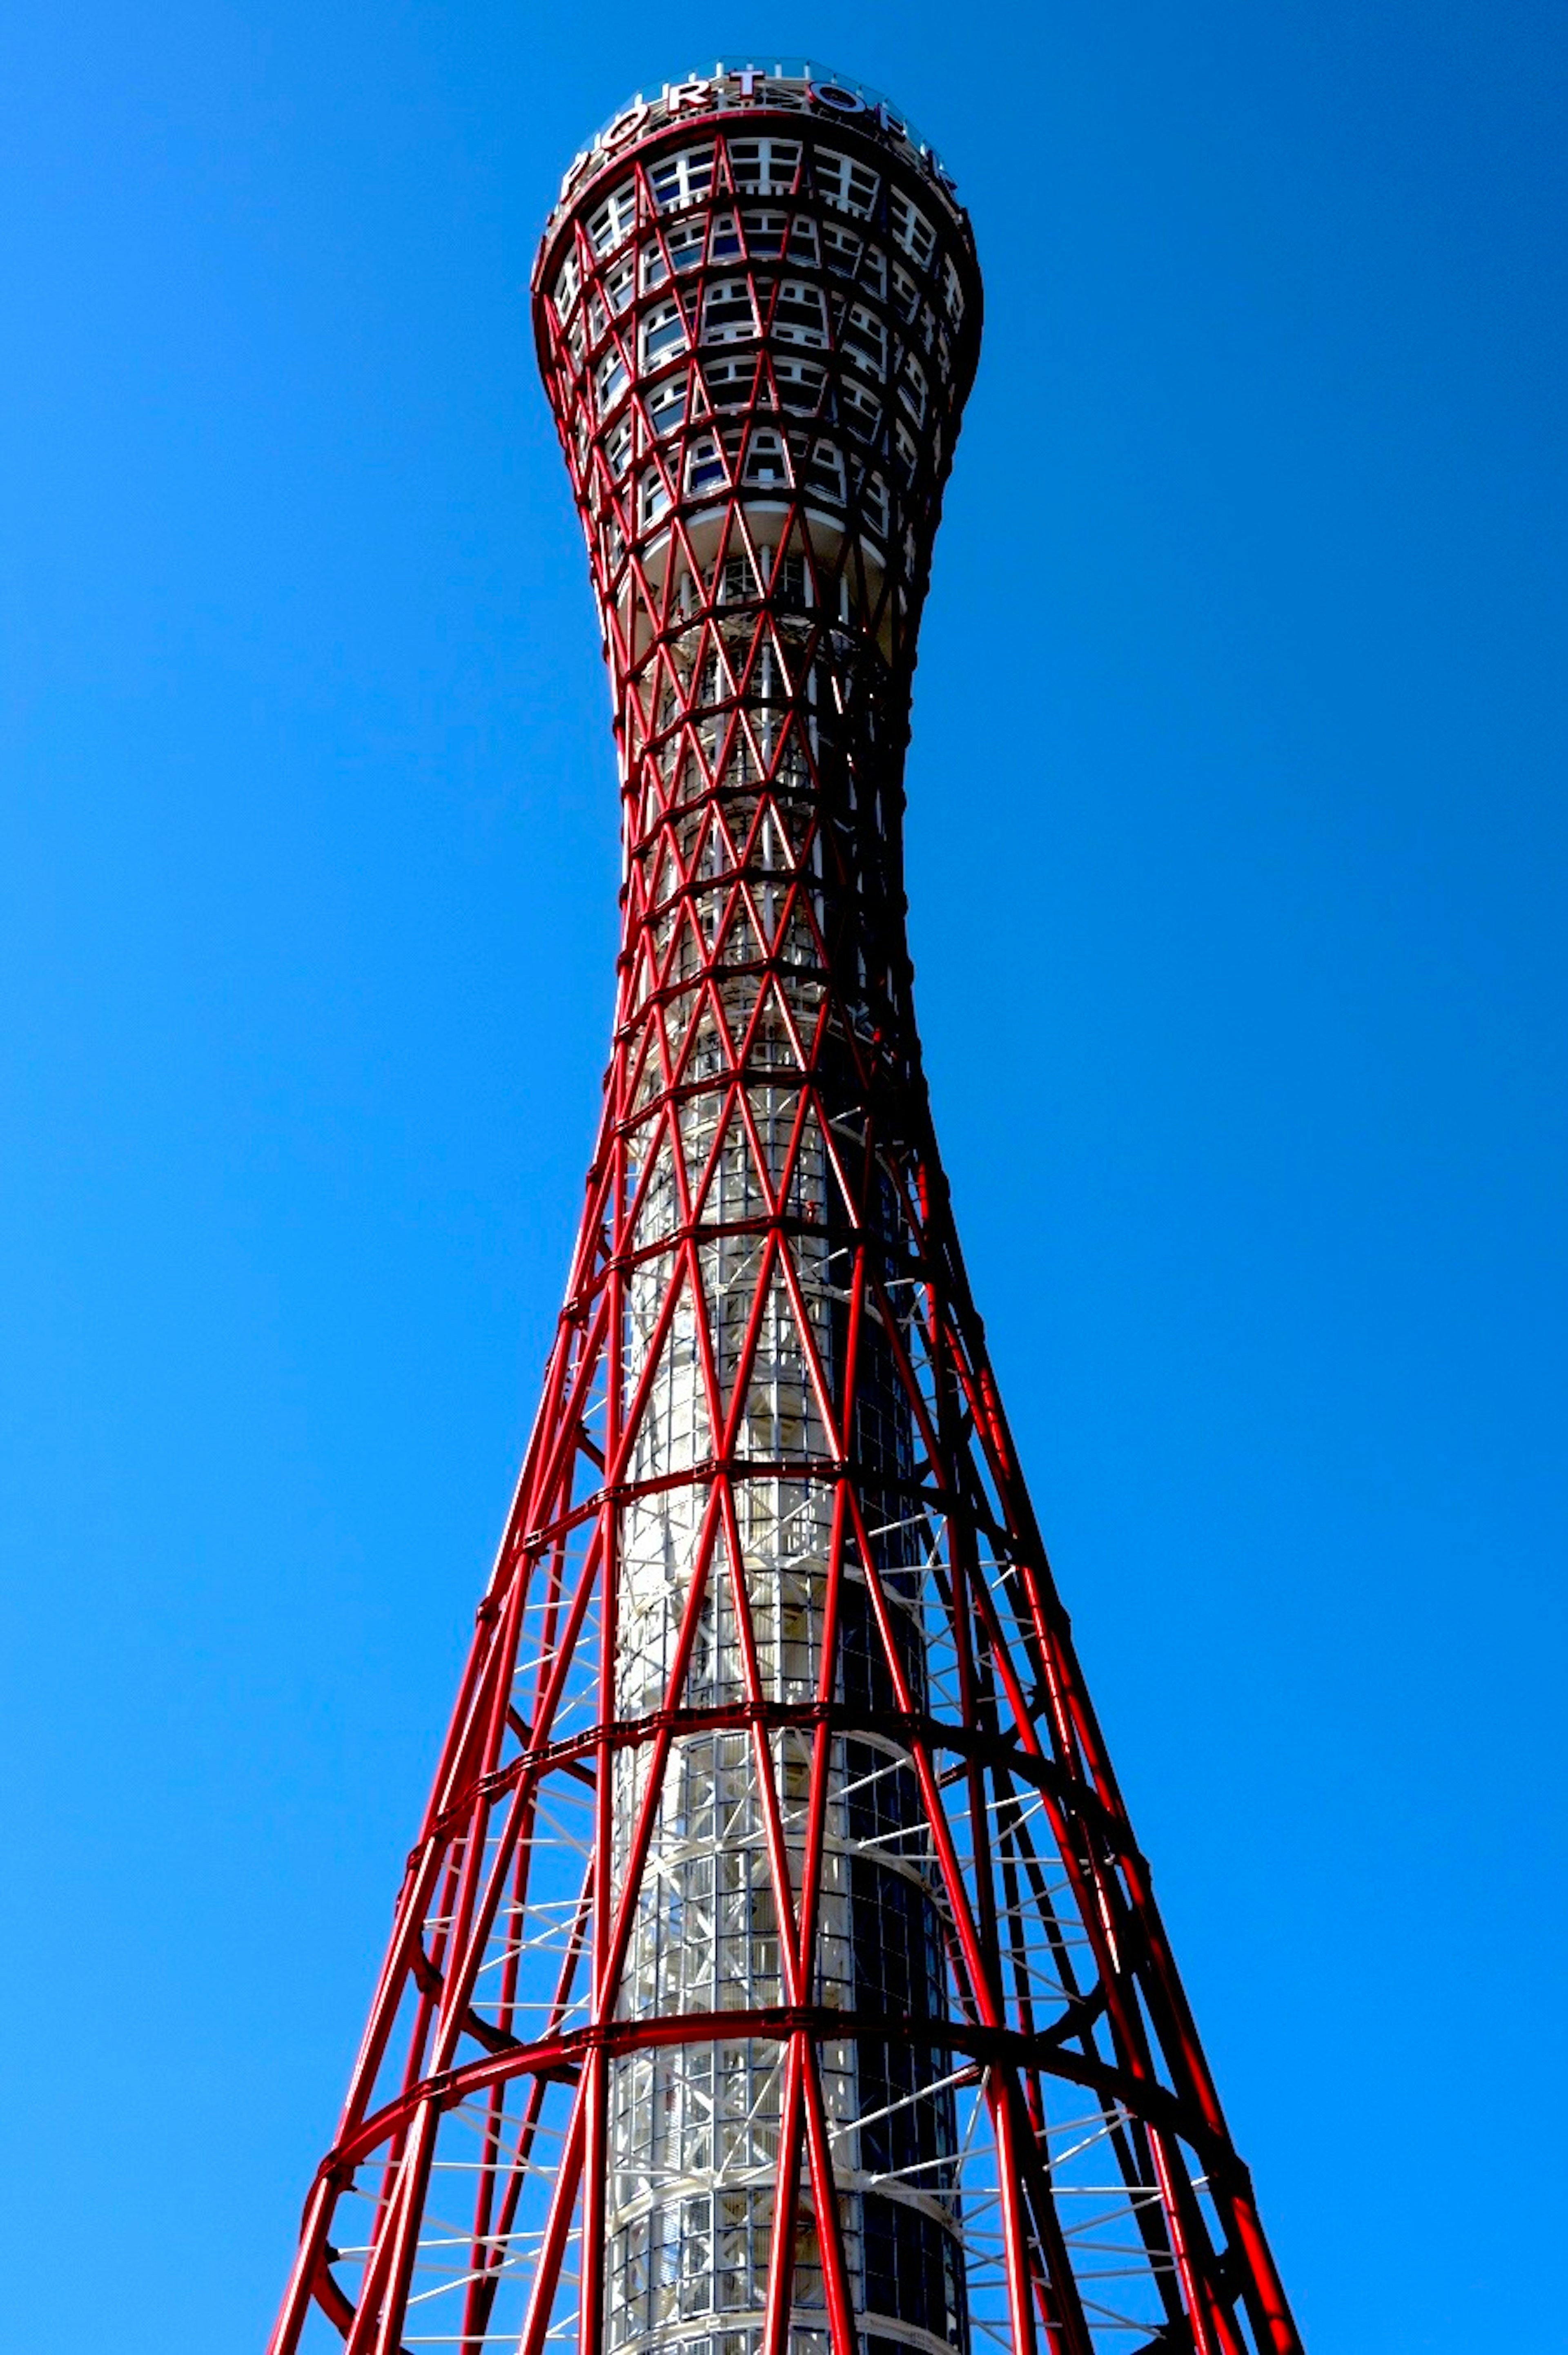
[270,63,1302,2355]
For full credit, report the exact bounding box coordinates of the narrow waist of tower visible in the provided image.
[601,535,967,2355]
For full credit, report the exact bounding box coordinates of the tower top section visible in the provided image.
[535,61,973,290]
[530,64,982,680]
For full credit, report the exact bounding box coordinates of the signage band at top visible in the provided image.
[555,67,960,218]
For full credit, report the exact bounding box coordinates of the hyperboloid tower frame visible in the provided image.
[270,61,1303,2355]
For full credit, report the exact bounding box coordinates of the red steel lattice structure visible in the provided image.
[270,62,1303,2355]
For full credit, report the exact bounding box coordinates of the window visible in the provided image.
[777,552,810,610]
[743,427,788,488]
[862,468,891,541]
[643,217,706,292]
[726,137,801,195]
[823,221,863,279]
[893,418,919,486]
[786,214,819,265]
[719,554,760,604]
[861,2192,964,2345]
[685,433,726,496]
[806,439,846,507]
[776,357,826,413]
[740,208,817,265]
[604,255,635,313]
[740,207,788,256]
[604,416,632,478]
[701,354,757,408]
[645,372,687,438]
[553,251,580,316]
[770,280,828,348]
[596,345,629,416]
[889,189,937,269]
[842,301,888,379]
[839,377,881,442]
[891,260,922,323]
[817,149,879,218]
[586,182,636,255]
[637,466,670,529]
[941,253,967,326]
[701,277,756,345]
[898,353,929,425]
[667,218,706,272]
[648,145,714,211]
[639,300,687,369]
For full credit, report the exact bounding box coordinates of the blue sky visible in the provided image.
[1,3,1563,2347]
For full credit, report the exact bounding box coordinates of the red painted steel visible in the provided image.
[269,66,1302,2355]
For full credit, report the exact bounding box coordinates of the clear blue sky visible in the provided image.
[1,4,1562,2347]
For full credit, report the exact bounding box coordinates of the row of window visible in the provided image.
[570,250,955,434]
[639,207,817,290]
[590,359,932,478]
[581,140,894,257]
[627,434,898,539]
[605,396,925,484]
[590,288,944,414]
[559,143,956,296]
[572,211,942,322]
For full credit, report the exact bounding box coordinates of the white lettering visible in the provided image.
[550,76,961,229]
[664,77,715,114]
[560,147,595,204]
[809,81,866,116]
[600,98,650,152]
